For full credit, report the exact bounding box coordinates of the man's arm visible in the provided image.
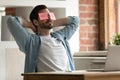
[7,16,31,52]
[53,16,80,40]
[53,17,68,27]
[20,17,36,32]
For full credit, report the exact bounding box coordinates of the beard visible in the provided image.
[40,22,53,29]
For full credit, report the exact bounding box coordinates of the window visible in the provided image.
[99,0,118,50]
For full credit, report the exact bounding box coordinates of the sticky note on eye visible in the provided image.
[49,12,56,20]
[38,13,48,20]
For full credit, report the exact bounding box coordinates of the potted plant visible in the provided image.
[113,33,120,45]
[108,33,120,55]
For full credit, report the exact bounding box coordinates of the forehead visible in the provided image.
[38,9,50,13]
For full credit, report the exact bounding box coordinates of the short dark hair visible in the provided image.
[29,5,47,22]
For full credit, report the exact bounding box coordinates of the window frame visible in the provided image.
[99,0,118,50]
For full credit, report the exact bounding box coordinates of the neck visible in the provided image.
[38,29,51,36]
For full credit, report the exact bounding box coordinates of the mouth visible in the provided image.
[46,22,53,27]
[48,23,53,29]
[41,22,53,29]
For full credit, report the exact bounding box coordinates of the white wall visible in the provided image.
[66,0,79,54]
[6,48,25,80]
[0,42,24,80]
[0,7,5,41]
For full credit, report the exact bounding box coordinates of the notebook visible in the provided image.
[87,45,120,72]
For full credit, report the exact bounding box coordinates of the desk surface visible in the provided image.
[22,70,120,75]
[22,70,120,80]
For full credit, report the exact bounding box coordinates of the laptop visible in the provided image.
[87,45,120,72]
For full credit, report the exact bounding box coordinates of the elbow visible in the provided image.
[73,16,80,25]
[68,16,80,25]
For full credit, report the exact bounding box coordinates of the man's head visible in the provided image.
[29,5,55,34]
[30,5,47,23]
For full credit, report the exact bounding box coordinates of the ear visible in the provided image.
[33,19,39,26]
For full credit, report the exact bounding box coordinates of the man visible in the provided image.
[7,5,80,73]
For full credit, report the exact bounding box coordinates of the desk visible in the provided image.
[22,70,120,80]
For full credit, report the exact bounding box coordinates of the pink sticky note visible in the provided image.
[49,12,56,20]
[39,13,48,20]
